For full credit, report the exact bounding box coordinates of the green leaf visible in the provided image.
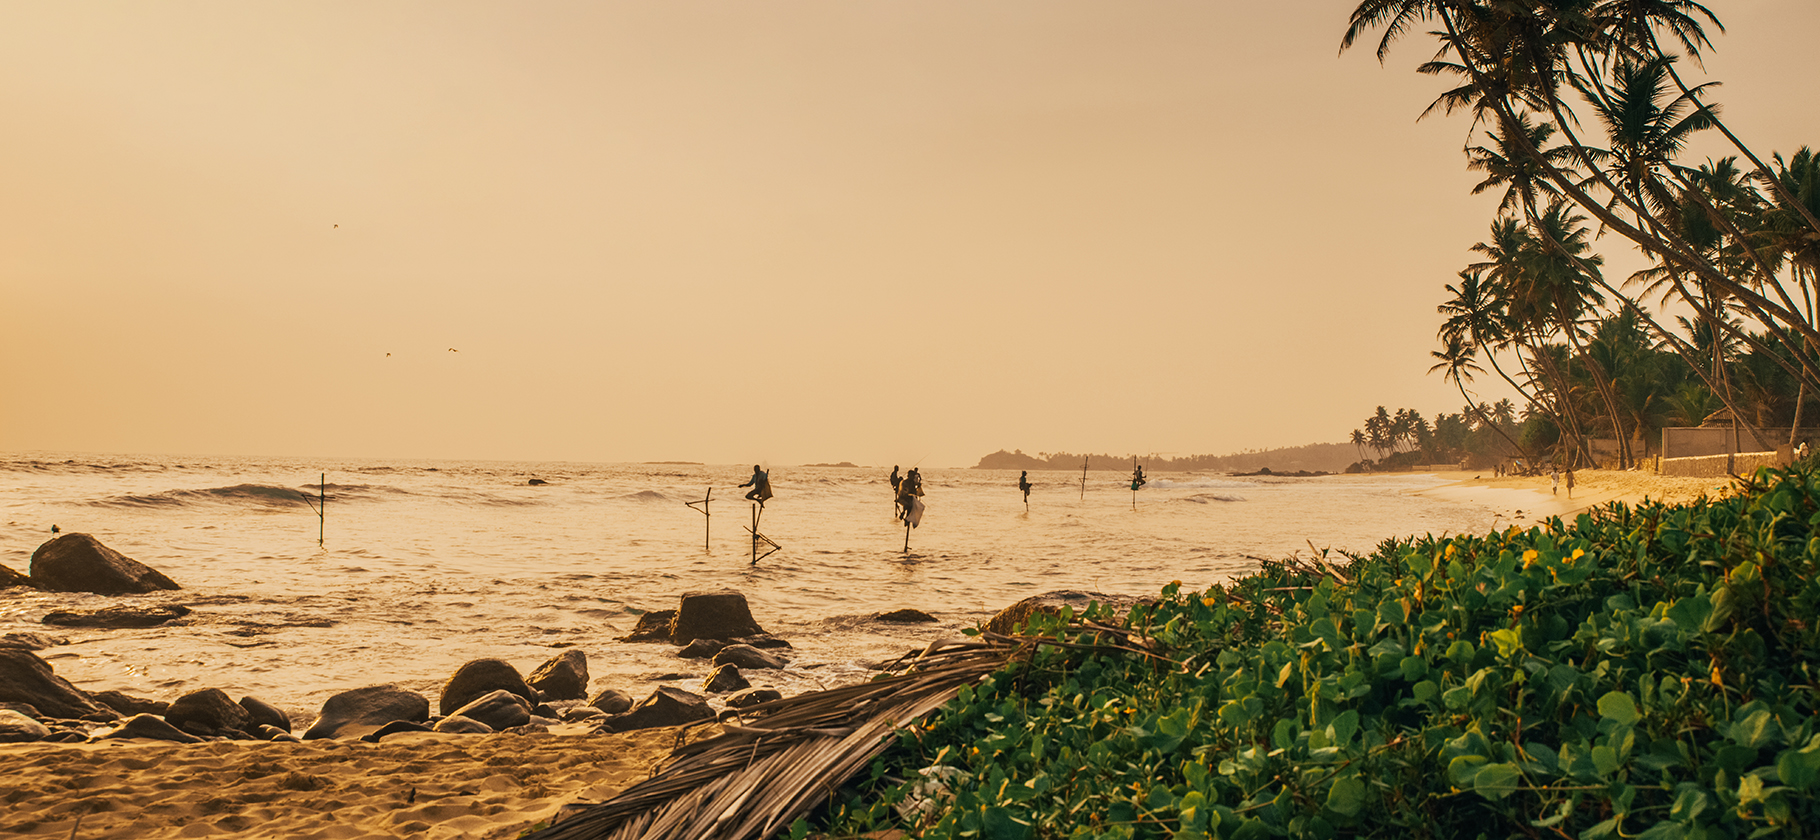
[1447,755,1489,788]
[1471,762,1522,801]
[1272,718,1297,752]
[1592,745,1621,777]
[1329,709,1360,747]
[980,805,1033,840]
[1776,745,1820,789]
[1325,774,1366,817]
[1705,585,1738,633]
[1580,815,1622,840]
[1399,655,1428,681]
[1733,709,1779,750]
[1597,691,1640,726]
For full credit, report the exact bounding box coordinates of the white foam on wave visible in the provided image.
[1146,478,1254,490]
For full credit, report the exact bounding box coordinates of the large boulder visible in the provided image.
[712,644,786,671]
[439,658,533,715]
[96,713,201,743]
[595,686,714,733]
[618,609,678,643]
[670,590,765,644]
[239,696,291,733]
[301,685,430,740]
[875,608,937,623]
[41,605,191,629]
[588,688,634,715]
[0,632,64,651]
[165,688,253,737]
[701,664,749,694]
[983,590,1147,636]
[432,715,494,734]
[0,564,33,590]
[448,689,531,731]
[92,690,168,717]
[527,649,589,701]
[28,533,180,595]
[0,649,114,720]
[676,639,727,660]
[726,688,783,709]
[0,709,51,743]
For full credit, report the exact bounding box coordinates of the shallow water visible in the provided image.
[0,452,1499,721]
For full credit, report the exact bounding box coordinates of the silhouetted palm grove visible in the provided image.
[1344,0,1820,470]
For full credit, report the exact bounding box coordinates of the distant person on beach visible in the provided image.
[740,465,772,505]
[1551,466,1560,495]
[1018,470,1032,503]
[1565,469,1575,499]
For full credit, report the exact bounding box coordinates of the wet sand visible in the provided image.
[0,727,683,839]
[1415,468,1735,527]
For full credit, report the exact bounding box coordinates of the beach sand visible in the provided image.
[1415,467,1736,527]
[0,727,684,839]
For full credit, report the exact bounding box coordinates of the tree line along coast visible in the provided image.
[1341,0,1820,477]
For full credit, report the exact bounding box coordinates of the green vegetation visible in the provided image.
[1342,1,1820,470]
[807,466,1820,838]
[1346,403,1524,472]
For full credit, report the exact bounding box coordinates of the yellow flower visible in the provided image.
[1522,549,1540,569]
[1567,548,1584,566]
[1202,597,1218,607]
[1446,544,1458,558]
[1171,579,1183,587]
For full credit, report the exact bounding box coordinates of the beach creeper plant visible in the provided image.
[808,466,1820,839]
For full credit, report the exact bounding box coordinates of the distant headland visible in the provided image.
[972,444,1354,475]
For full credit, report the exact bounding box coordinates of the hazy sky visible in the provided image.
[3,1,1816,467]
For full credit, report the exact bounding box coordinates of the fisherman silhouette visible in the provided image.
[1018,470,1032,502]
[739,465,773,505]
[1131,464,1147,491]
[897,468,925,528]
[890,466,905,520]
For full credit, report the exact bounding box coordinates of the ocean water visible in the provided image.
[0,452,1499,722]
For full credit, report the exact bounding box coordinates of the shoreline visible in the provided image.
[1411,467,1735,527]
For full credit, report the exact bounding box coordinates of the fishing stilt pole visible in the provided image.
[1080,456,1088,500]
[904,517,911,553]
[746,502,780,565]
[299,473,325,549]
[685,487,712,552]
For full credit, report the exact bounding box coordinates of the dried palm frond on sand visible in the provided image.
[521,635,1026,840]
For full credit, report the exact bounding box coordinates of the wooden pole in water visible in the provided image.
[319,473,325,547]
[685,488,713,552]
[1080,456,1088,500]
[904,517,910,553]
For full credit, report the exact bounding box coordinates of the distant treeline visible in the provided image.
[972,443,1357,474]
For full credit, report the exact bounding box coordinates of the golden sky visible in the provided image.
[3,1,1815,466]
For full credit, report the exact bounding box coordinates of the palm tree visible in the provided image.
[1428,334,1532,462]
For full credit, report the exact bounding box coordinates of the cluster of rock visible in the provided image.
[0,586,805,745]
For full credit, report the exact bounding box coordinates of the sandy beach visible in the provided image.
[1415,467,1735,527]
[0,727,682,839]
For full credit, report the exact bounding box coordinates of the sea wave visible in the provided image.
[1179,493,1247,504]
[1146,478,1254,490]
[87,483,401,509]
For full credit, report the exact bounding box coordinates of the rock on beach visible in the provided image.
[28,532,181,595]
